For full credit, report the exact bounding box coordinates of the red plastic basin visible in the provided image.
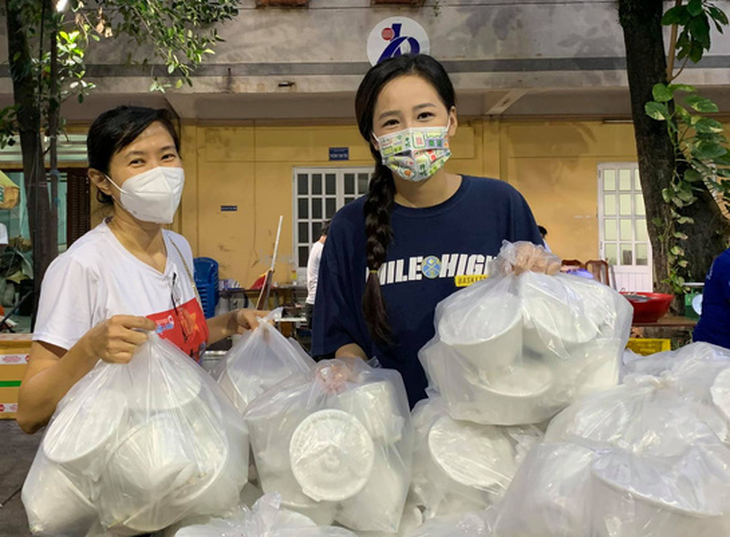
[621,292,674,323]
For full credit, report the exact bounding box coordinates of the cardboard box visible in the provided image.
[627,338,672,356]
[0,334,32,419]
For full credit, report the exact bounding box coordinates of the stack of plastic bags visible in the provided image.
[216,309,315,415]
[22,334,249,536]
[410,241,631,520]
[165,493,357,536]
[420,241,633,425]
[244,357,414,533]
[488,342,730,537]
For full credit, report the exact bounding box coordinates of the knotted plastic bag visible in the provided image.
[216,309,315,415]
[22,334,248,536]
[420,241,632,425]
[244,358,414,533]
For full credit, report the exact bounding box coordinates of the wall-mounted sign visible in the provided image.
[329,147,350,161]
[367,17,430,66]
[221,205,238,212]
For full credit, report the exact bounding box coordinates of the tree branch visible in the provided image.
[666,0,683,80]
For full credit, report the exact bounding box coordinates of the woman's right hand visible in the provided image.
[82,315,157,364]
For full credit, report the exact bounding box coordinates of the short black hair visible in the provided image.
[538,225,548,236]
[87,106,180,205]
[321,220,331,237]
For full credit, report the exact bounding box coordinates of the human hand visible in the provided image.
[83,315,156,364]
[233,309,269,333]
[499,241,562,276]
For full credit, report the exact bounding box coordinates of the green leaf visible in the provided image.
[694,117,725,134]
[677,189,695,202]
[668,83,696,94]
[662,188,672,203]
[652,84,674,102]
[671,246,685,256]
[662,5,691,26]
[687,0,703,17]
[686,95,720,113]
[689,16,712,49]
[175,79,183,89]
[167,63,176,74]
[683,168,702,182]
[673,231,689,240]
[646,102,670,121]
[709,6,729,26]
[690,43,705,63]
[695,142,728,161]
[678,260,689,268]
[677,216,695,225]
[652,217,664,227]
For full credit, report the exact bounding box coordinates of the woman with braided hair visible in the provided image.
[312,55,556,406]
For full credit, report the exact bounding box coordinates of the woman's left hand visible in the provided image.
[232,309,269,333]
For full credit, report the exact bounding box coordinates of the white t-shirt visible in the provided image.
[34,220,204,356]
[306,240,324,305]
[0,223,8,245]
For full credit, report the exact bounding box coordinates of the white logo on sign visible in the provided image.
[367,17,431,66]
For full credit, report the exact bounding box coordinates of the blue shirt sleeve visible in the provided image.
[711,252,730,302]
[311,219,370,358]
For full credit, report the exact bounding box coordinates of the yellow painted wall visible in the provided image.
[500,121,638,261]
[179,118,639,285]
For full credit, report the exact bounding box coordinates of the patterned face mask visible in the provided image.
[374,120,452,182]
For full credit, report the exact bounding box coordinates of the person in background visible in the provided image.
[0,222,8,254]
[305,220,330,329]
[312,55,558,407]
[17,106,265,434]
[693,247,730,349]
[538,225,552,253]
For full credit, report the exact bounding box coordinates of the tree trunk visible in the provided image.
[49,8,60,265]
[619,0,676,293]
[619,0,730,294]
[6,0,55,324]
[678,186,730,282]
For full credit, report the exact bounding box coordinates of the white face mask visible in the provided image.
[106,166,184,224]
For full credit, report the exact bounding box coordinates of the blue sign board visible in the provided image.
[329,147,350,161]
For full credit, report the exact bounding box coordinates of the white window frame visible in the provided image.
[292,166,372,282]
[597,162,654,291]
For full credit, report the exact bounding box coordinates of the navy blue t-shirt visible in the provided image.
[311,176,542,407]
[694,248,730,349]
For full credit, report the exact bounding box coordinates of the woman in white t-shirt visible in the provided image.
[17,106,263,434]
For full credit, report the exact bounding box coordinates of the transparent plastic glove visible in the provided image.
[498,241,561,276]
[314,358,363,395]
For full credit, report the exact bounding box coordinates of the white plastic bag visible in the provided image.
[217,309,315,414]
[167,493,357,536]
[405,509,496,537]
[22,334,249,536]
[490,441,596,537]
[410,397,541,519]
[546,356,730,455]
[420,241,632,425]
[492,356,730,537]
[244,358,414,533]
